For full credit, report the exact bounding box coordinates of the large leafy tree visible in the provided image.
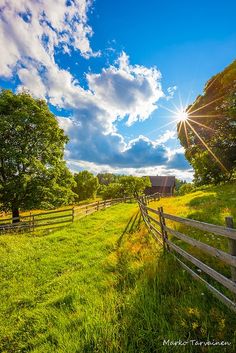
[119,176,151,197]
[73,170,99,201]
[0,90,75,222]
[178,60,236,185]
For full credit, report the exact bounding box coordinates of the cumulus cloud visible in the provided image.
[87,52,163,126]
[58,115,191,172]
[0,0,98,100]
[0,1,190,176]
[0,0,96,76]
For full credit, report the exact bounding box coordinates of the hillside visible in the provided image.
[0,185,236,352]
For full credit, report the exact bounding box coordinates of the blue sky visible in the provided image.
[0,0,236,180]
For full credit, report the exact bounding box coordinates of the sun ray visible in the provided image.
[178,91,184,112]
[159,104,180,115]
[148,118,179,136]
[186,120,228,173]
[187,118,215,132]
[188,114,221,118]
[177,120,183,134]
[187,95,225,115]
[183,121,190,147]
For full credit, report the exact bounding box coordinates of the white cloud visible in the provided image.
[0,0,96,76]
[66,160,193,182]
[166,85,177,100]
[157,130,176,144]
[0,1,190,176]
[17,67,47,98]
[87,52,164,126]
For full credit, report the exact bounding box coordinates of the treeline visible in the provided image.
[73,171,151,201]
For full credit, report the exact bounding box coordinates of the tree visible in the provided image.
[119,176,151,197]
[101,182,123,200]
[97,173,118,186]
[101,176,151,199]
[177,183,195,196]
[0,90,75,222]
[175,178,187,192]
[178,60,236,185]
[73,171,99,201]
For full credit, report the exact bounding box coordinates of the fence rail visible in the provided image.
[0,193,160,234]
[137,196,236,313]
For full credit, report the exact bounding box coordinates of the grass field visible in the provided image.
[0,184,236,352]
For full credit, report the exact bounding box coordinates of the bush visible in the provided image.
[177,183,196,195]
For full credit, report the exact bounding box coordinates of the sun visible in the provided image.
[176,110,189,122]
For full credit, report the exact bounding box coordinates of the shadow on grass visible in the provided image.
[118,252,236,353]
[115,211,143,292]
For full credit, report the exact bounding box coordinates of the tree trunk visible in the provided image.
[12,206,20,223]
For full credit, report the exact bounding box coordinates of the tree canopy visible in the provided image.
[73,170,99,201]
[97,173,118,186]
[178,60,236,185]
[101,176,151,199]
[0,90,75,221]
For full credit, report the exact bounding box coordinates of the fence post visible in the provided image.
[29,212,32,232]
[97,201,99,211]
[158,207,169,251]
[225,216,236,283]
[32,214,35,232]
[72,207,75,222]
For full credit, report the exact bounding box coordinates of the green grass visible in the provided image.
[0,187,236,353]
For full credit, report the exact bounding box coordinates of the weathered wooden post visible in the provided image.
[72,207,75,222]
[158,207,169,251]
[97,201,100,211]
[225,216,236,283]
[32,214,35,232]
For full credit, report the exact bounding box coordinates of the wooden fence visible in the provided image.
[0,208,74,233]
[137,196,236,313]
[0,194,156,233]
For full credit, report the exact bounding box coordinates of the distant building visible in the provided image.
[145,176,176,196]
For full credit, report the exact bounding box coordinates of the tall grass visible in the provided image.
[0,185,236,352]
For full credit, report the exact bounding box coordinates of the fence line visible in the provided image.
[0,193,160,233]
[137,197,236,313]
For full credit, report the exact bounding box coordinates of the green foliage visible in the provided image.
[73,170,99,201]
[101,182,123,199]
[0,90,75,216]
[119,175,151,197]
[101,176,151,199]
[175,178,187,191]
[97,173,118,186]
[177,183,195,195]
[178,60,236,185]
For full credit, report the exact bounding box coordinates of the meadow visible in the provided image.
[0,183,236,352]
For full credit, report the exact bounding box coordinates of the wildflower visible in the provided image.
[219,319,225,329]
[188,307,195,314]
[192,322,199,330]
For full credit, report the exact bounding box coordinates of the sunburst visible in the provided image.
[153,93,228,174]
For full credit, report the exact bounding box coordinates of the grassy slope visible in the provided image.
[0,186,236,353]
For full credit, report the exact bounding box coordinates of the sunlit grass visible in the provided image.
[0,191,236,352]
